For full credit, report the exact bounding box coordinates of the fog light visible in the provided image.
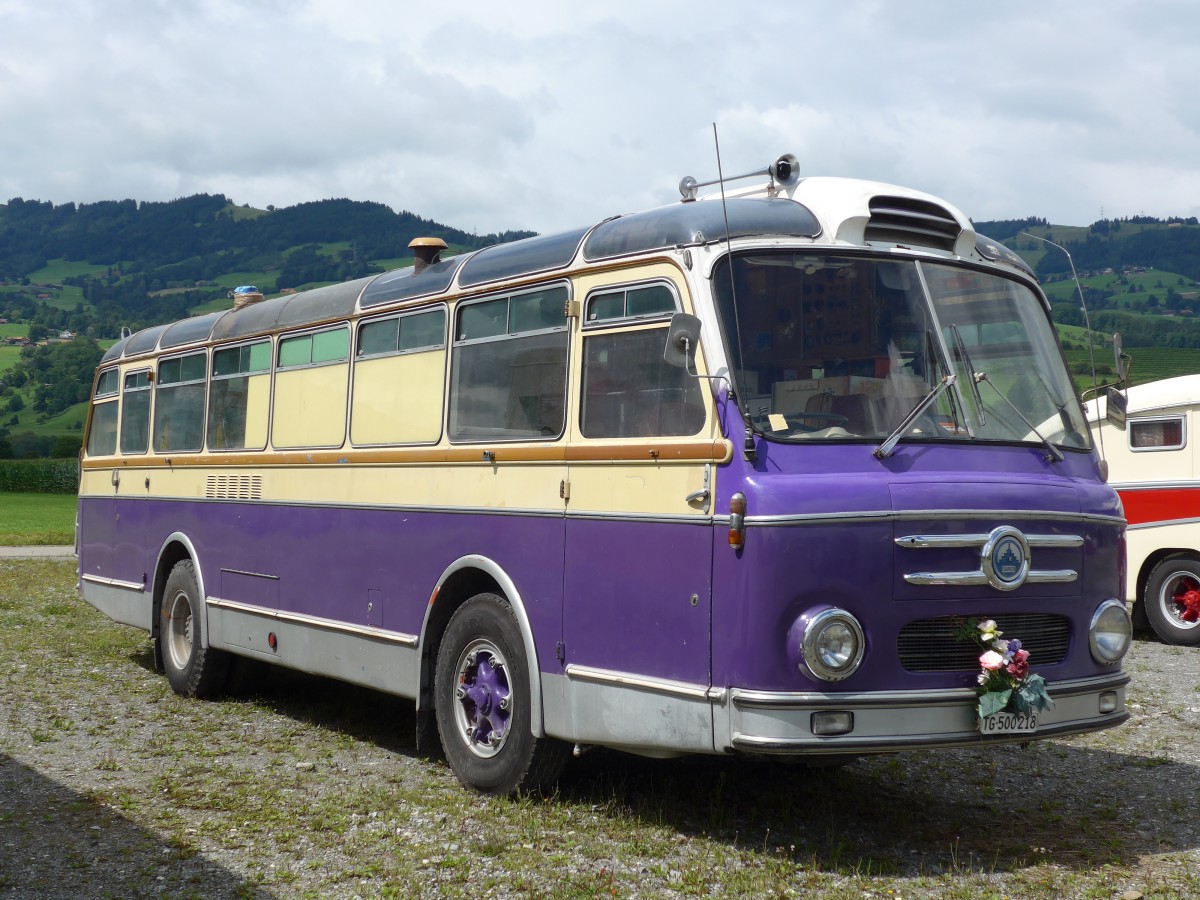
[811,711,854,736]
[1089,598,1132,664]
[1099,691,1119,714]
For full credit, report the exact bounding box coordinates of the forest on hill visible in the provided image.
[3,196,1200,458]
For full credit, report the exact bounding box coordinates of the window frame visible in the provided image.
[355,306,448,360]
[1128,414,1187,453]
[578,279,710,441]
[277,324,351,371]
[118,368,153,456]
[581,278,681,331]
[448,281,571,444]
[153,349,209,455]
[86,367,120,457]
[271,322,352,451]
[207,337,272,452]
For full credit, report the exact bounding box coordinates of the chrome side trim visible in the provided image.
[729,673,1126,710]
[904,568,1077,586]
[220,568,280,580]
[1127,515,1200,531]
[732,686,973,709]
[1110,480,1200,491]
[896,533,1084,549]
[564,664,711,701]
[206,596,418,646]
[747,509,1124,527]
[729,715,1130,753]
[81,573,145,592]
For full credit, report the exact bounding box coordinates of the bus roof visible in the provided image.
[100,174,1031,365]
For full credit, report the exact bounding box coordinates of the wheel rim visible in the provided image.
[451,639,512,759]
[164,589,194,670]
[1157,571,1200,631]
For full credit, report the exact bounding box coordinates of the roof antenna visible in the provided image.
[1021,231,1109,466]
[711,124,757,463]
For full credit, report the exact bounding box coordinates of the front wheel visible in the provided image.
[434,594,568,794]
[1143,556,1200,646]
[159,559,231,697]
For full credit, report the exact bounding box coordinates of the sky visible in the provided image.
[2,0,1199,238]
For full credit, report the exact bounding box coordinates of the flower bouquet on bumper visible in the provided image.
[958,618,1054,733]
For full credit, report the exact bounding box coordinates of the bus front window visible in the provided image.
[712,252,1088,451]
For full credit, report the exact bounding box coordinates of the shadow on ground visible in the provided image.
[0,754,271,899]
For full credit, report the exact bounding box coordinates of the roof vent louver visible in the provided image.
[864,196,961,252]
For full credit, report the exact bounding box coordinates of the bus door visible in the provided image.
[110,369,153,591]
[561,275,717,752]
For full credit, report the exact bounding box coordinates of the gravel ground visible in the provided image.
[2,558,1199,898]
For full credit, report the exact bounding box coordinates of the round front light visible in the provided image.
[801,608,865,681]
[1089,598,1132,664]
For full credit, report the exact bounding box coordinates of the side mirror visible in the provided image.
[1113,332,1129,384]
[663,313,702,369]
[1105,386,1127,432]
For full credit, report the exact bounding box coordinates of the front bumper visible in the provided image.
[720,671,1129,754]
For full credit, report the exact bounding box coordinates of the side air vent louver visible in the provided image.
[865,196,961,252]
[205,474,263,501]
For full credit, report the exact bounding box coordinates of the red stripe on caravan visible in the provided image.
[1118,486,1200,526]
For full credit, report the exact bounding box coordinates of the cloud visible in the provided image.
[2,0,1199,233]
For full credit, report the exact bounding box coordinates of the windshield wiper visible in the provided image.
[874,374,957,459]
[974,374,1065,463]
[950,324,987,427]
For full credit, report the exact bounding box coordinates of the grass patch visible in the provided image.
[0,492,77,544]
[0,344,23,374]
[0,323,29,339]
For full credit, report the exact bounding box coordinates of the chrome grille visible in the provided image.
[897,613,1070,673]
[865,195,961,252]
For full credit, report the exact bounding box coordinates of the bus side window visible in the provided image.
[119,370,152,454]
[351,308,446,446]
[209,340,271,451]
[153,352,207,453]
[579,283,704,439]
[86,368,120,456]
[272,326,350,449]
[449,286,569,442]
[581,328,705,438]
[1129,416,1185,451]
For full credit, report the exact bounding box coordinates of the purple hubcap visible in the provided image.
[455,643,512,758]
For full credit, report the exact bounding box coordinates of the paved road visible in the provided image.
[0,546,75,559]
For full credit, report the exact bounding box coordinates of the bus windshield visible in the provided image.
[713,252,1091,450]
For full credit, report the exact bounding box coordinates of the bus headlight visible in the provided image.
[1089,598,1132,664]
[794,607,865,682]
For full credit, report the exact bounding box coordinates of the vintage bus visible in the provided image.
[78,153,1132,793]
[1088,373,1200,645]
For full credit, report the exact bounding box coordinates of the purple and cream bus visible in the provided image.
[78,154,1132,793]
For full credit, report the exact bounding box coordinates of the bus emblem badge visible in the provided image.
[981,527,1031,592]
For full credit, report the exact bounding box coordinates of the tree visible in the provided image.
[6,394,23,413]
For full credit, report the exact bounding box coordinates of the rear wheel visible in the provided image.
[1143,556,1200,646]
[159,559,231,697]
[434,593,568,794]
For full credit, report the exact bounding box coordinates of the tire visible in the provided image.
[433,593,568,795]
[1143,556,1200,646]
[158,560,231,697]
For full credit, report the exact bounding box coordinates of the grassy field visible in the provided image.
[0,492,76,544]
[0,345,22,374]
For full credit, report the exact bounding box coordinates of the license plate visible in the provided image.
[979,711,1038,735]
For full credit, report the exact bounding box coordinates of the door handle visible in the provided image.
[111,469,121,490]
